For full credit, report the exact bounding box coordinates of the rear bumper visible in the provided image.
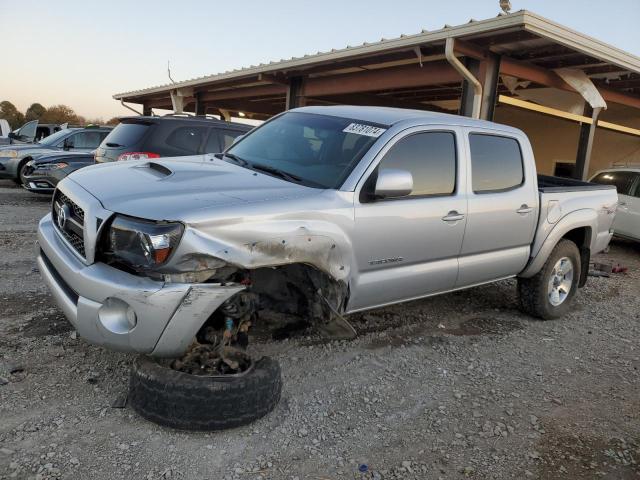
[37,214,244,357]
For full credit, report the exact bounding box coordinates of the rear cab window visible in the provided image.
[469,134,524,193]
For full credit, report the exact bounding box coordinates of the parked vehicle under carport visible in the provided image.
[22,151,96,194]
[0,126,111,184]
[36,106,618,430]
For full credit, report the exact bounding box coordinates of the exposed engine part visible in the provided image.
[170,344,253,376]
[196,263,352,343]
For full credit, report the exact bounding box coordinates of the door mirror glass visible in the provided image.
[375,168,413,199]
[63,137,75,150]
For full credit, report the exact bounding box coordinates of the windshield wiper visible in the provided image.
[215,152,250,167]
[251,163,303,183]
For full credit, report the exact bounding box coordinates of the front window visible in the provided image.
[227,112,385,188]
[68,131,107,149]
[37,129,75,146]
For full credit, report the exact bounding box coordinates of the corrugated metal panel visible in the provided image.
[113,10,640,100]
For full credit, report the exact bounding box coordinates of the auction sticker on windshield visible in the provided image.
[342,123,387,137]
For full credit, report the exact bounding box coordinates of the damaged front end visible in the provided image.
[97,214,355,362]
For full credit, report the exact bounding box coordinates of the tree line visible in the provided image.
[0,101,119,129]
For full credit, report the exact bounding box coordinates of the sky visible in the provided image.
[1,0,639,120]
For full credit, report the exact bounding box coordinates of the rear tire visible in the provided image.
[129,355,282,431]
[518,239,581,320]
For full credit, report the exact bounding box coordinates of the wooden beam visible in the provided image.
[207,99,283,117]
[286,76,305,109]
[198,84,286,102]
[315,93,451,112]
[500,57,640,109]
[499,95,640,137]
[303,61,461,97]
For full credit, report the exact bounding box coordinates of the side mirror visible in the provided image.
[63,138,74,150]
[8,132,17,140]
[374,168,413,199]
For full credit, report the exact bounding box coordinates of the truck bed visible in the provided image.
[537,174,616,193]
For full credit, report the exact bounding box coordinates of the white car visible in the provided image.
[590,167,640,241]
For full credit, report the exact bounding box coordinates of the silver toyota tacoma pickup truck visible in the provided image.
[36,106,618,358]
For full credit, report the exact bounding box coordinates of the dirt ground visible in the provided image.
[0,179,638,480]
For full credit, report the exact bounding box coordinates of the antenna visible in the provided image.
[499,0,512,14]
[167,60,176,84]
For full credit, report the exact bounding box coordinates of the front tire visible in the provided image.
[518,239,581,320]
[15,159,30,185]
[129,355,282,431]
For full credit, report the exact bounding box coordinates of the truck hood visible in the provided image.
[66,155,323,221]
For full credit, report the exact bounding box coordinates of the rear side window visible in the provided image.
[104,123,150,147]
[591,171,638,196]
[70,131,107,149]
[378,131,457,197]
[470,134,524,193]
[164,126,208,154]
[221,130,245,150]
[204,130,221,153]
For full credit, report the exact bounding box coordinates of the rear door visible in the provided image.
[65,130,109,151]
[202,128,249,154]
[591,170,640,239]
[456,129,538,287]
[145,123,209,157]
[349,126,467,311]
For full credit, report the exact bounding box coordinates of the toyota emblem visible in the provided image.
[56,203,71,231]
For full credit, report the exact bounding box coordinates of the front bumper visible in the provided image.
[23,172,56,193]
[37,213,244,357]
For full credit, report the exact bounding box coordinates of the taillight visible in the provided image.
[117,152,160,161]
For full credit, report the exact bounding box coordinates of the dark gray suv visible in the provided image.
[95,115,252,163]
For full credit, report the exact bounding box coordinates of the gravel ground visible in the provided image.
[0,179,638,480]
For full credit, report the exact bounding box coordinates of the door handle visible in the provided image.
[442,211,465,222]
[517,204,533,215]
[618,201,627,206]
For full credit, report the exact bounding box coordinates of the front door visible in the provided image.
[348,127,467,311]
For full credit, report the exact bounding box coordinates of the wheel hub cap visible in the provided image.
[547,257,574,307]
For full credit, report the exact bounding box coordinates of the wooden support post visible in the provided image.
[459,57,481,118]
[195,93,206,115]
[142,104,152,116]
[285,77,305,110]
[575,105,602,180]
[480,53,501,121]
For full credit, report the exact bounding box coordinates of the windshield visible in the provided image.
[37,129,74,146]
[227,112,385,189]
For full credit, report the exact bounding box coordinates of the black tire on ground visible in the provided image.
[15,159,30,185]
[518,239,581,320]
[129,355,282,431]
